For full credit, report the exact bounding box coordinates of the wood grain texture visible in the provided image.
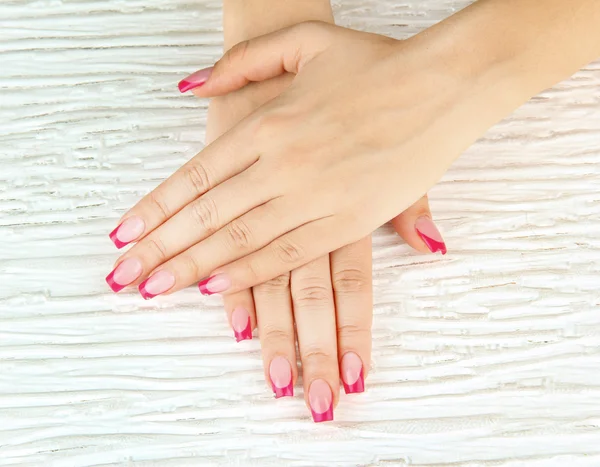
[1,0,600,465]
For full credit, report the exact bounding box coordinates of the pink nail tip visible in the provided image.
[343,368,365,394]
[109,216,145,249]
[418,233,447,255]
[178,67,213,93]
[106,258,143,293]
[341,352,365,394]
[231,307,252,341]
[274,381,294,398]
[234,319,252,342]
[137,270,175,300]
[105,270,125,293]
[311,405,334,423]
[198,273,231,296]
[309,379,334,423]
[138,280,155,300]
[198,280,211,295]
[415,217,447,255]
[109,227,128,249]
[269,356,293,398]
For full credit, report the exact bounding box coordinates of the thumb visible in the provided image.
[178,21,335,96]
[390,195,447,255]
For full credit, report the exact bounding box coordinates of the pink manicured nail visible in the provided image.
[178,66,214,93]
[269,356,293,398]
[415,216,447,255]
[109,216,145,249]
[138,270,175,300]
[105,258,143,293]
[198,273,231,296]
[308,379,333,423]
[341,352,365,394]
[231,306,252,342]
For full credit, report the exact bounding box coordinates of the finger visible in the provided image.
[390,195,447,255]
[222,290,256,342]
[204,215,358,295]
[330,236,372,394]
[109,121,257,250]
[291,256,338,422]
[253,273,297,398]
[181,21,336,97]
[112,165,274,290]
[134,195,314,299]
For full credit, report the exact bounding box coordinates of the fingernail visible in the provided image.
[231,306,252,342]
[415,216,447,255]
[105,258,143,293]
[178,66,213,93]
[198,273,231,296]
[308,379,333,423]
[109,216,145,249]
[269,356,293,398]
[341,352,365,394]
[138,270,175,300]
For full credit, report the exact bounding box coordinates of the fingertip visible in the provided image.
[178,66,214,94]
[414,216,447,255]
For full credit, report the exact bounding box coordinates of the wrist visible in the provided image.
[223,0,334,50]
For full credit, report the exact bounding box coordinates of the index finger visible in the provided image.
[109,121,258,249]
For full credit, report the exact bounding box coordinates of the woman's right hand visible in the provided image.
[111,22,464,302]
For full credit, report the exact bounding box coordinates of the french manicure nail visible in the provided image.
[415,216,447,255]
[231,306,252,342]
[109,216,145,249]
[308,379,333,423]
[198,273,231,296]
[178,66,214,93]
[269,356,293,398]
[341,352,365,394]
[138,270,175,300]
[105,258,143,293]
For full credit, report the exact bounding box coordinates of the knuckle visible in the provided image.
[272,238,304,265]
[179,253,201,280]
[145,237,168,262]
[260,325,292,345]
[337,322,370,341]
[249,113,279,141]
[183,163,211,194]
[190,197,219,234]
[225,219,253,251]
[257,273,291,291]
[332,268,369,293]
[148,190,171,219]
[228,39,250,65]
[301,346,333,365]
[294,284,331,306]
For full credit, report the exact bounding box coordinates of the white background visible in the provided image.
[1,0,600,465]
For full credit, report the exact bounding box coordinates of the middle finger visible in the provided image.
[292,255,339,423]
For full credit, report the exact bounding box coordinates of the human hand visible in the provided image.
[202,72,443,422]
[108,22,460,301]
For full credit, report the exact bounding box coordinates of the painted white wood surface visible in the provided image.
[1,0,600,465]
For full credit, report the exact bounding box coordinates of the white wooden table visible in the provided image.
[2,1,600,465]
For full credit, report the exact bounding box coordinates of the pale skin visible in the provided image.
[107,0,444,422]
[107,0,600,420]
[206,0,442,422]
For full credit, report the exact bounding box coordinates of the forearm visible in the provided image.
[223,0,334,50]
[420,0,600,97]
